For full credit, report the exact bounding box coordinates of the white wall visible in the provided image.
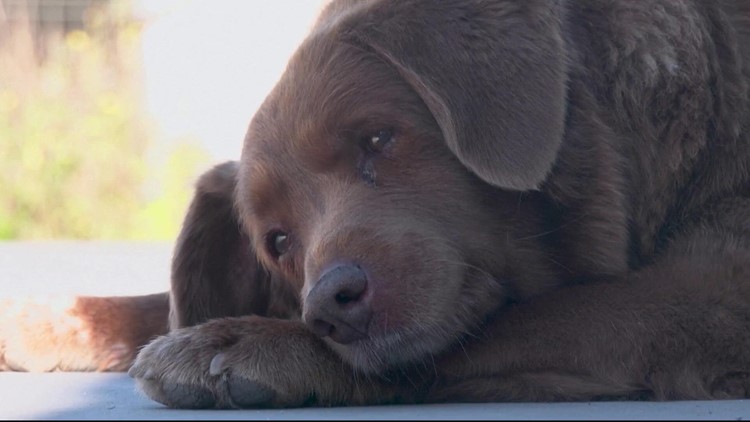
[135,0,326,161]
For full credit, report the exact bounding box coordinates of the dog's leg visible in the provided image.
[0,293,168,372]
[429,198,750,402]
[128,315,410,408]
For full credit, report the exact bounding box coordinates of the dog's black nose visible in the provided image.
[303,264,371,344]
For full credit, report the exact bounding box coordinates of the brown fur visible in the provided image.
[0,294,168,372]
[4,0,750,408]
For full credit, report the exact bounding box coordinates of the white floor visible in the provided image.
[1,241,749,420]
[0,372,748,420]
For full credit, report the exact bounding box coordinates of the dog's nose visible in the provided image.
[303,264,372,344]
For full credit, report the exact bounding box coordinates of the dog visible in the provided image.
[2,0,750,408]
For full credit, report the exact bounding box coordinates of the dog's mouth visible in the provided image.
[322,320,447,374]
[301,270,453,373]
[313,266,506,375]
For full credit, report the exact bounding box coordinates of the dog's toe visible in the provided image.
[227,375,277,407]
[135,377,216,409]
[128,336,220,408]
[162,381,216,408]
[210,352,277,407]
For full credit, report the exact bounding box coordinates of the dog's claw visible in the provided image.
[209,353,226,376]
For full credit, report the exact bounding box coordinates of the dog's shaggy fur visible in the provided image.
[3,0,750,408]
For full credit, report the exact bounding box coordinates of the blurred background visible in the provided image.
[0,0,326,241]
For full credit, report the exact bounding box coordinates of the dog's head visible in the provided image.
[236,0,567,373]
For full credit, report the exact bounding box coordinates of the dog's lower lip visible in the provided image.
[327,333,369,347]
[328,329,369,345]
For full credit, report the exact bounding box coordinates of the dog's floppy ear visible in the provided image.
[169,161,267,329]
[347,0,567,190]
[169,161,298,329]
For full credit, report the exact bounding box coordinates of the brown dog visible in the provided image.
[4,0,750,408]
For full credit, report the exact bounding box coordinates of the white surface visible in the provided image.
[0,373,749,420]
[137,0,326,162]
[1,242,749,420]
[0,241,172,296]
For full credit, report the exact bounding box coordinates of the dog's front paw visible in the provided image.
[128,316,349,408]
[128,328,231,408]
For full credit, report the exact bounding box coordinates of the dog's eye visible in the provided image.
[266,230,290,258]
[365,129,393,153]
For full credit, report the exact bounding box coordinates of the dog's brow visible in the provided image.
[242,159,287,220]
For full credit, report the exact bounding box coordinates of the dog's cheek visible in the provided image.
[360,233,473,368]
[372,237,463,327]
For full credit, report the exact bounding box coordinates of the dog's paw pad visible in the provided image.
[227,375,277,407]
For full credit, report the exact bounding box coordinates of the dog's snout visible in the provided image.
[303,264,372,344]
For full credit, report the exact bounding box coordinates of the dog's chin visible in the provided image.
[324,267,506,374]
[324,331,434,375]
[324,316,470,375]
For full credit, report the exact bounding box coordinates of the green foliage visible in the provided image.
[0,1,210,240]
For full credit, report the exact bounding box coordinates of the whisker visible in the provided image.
[515,212,591,242]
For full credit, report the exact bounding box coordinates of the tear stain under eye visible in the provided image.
[358,156,377,186]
